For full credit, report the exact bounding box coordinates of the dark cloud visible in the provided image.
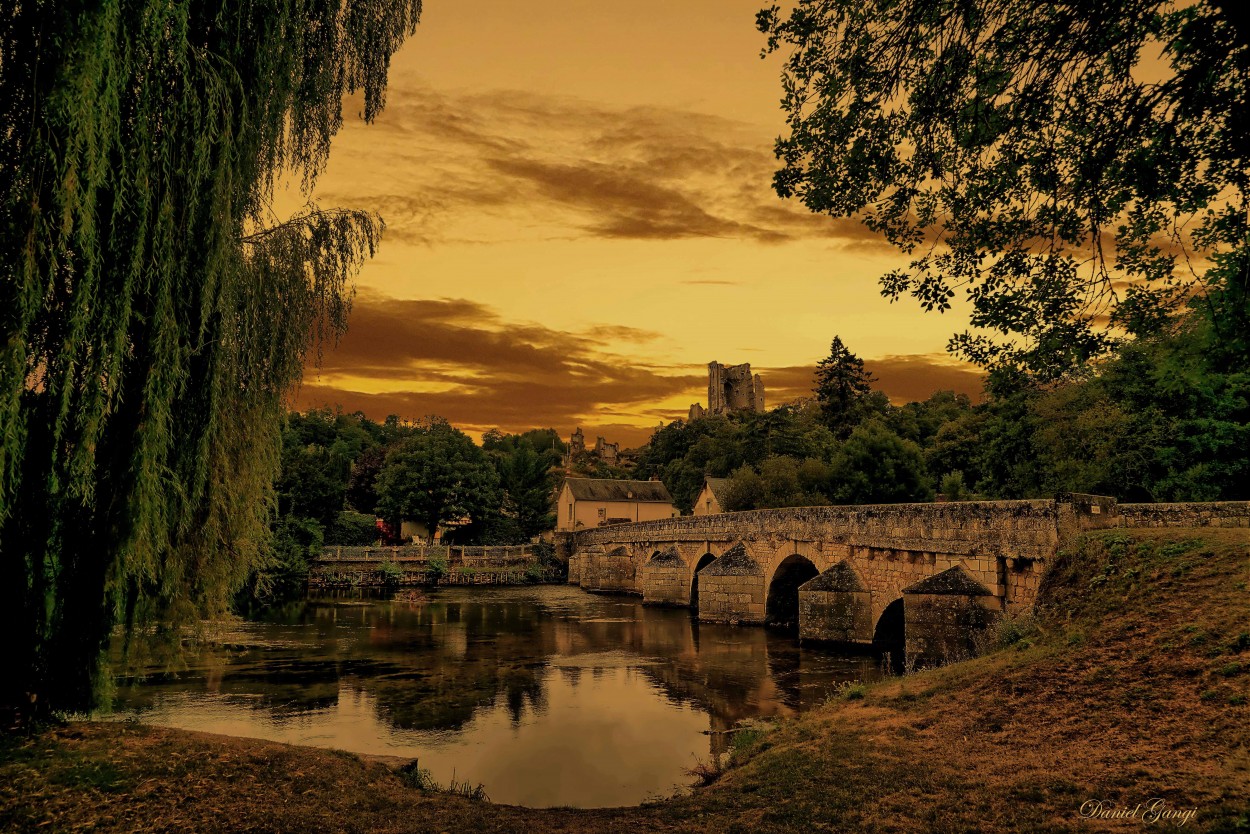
[761,355,984,407]
[299,293,701,444]
[298,294,983,446]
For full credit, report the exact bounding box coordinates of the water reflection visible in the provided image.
[109,586,879,808]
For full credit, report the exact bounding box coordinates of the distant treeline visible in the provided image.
[255,307,1247,604]
[635,319,1248,513]
[244,414,566,605]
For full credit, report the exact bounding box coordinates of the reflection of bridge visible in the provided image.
[561,496,1250,662]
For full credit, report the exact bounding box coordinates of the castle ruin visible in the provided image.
[688,361,765,421]
[565,427,620,467]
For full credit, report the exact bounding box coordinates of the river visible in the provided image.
[107,585,882,808]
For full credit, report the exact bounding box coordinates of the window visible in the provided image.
[597,507,607,521]
[568,503,573,521]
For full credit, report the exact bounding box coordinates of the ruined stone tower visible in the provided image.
[689,361,765,420]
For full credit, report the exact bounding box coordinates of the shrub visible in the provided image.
[427,554,448,583]
[990,611,1042,649]
[398,760,438,791]
[325,510,379,546]
[836,681,867,700]
[727,720,774,764]
[377,560,403,586]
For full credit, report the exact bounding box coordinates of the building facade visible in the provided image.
[692,476,729,516]
[556,478,678,531]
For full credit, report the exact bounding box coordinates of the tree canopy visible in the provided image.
[0,0,422,716]
[375,420,501,545]
[759,0,1249,379]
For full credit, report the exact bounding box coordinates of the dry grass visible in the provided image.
[2,528,1247,833]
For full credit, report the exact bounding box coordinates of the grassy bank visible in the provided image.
[2,528,1247,833]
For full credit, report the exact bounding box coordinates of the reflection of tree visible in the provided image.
[112,589,875,742]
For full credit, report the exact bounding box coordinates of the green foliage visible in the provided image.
[939,472,969,501]
[836,681,867,701]
[531,542,565,582]
[494,442,558,540]
[377,560,404,586]
[426,555,448,583]
[398,760,439,791]
[375,419,500,544]
[242,516,324,607]
[345,446,388,515]
[327,511,379,547]
[639,313,1245,508]
[829,422,932,504]
[759,0,1250,380]
[987,612,1042,651]
[0,0,421,715]
[814,336,875,435]
[722,456,832,511]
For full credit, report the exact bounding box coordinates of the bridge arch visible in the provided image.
[765,554,819,630]
[689,552,717,612]
[872,597,906,670]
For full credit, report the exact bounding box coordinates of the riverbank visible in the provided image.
[2,528,1247,833]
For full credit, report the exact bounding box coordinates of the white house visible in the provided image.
[556,478,677,531]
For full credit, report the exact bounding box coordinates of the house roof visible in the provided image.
[562,477,674,503]
[701,477,730,503]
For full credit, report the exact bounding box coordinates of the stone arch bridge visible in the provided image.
[558,496,1249,662]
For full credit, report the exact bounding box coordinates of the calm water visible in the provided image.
[108,586,880,808]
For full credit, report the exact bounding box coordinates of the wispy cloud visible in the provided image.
[317,86,891,249]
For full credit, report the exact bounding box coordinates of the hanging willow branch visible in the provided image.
[0,0,419,717]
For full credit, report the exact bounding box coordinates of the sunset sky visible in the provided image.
[288,0,984,446]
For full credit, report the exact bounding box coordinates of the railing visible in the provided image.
[317,544,536,566]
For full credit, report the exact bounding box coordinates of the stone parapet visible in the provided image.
[1118,502,1250,529]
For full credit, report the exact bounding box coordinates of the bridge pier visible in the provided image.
[696,543,765,624]
[901,567,1000,665]
[798,562,874,644]
[640,547,689,606]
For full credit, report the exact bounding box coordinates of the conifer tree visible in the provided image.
[814,337,875,434]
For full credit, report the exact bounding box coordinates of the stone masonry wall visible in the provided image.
[1118,502,1250,529]
[903,592,996,663]
[699,571,766,624]
[580,546,638,594]
[574,499,1067,562]
[799,589,873,643]
[639,550,689,606]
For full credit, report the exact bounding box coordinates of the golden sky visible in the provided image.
[289,0,982,446]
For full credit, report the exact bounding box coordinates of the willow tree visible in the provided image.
[0,0,421,717]
[759,1,1249,380]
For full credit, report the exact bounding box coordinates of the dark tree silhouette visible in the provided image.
[760,0,1250,379]
[814,337,875,434]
